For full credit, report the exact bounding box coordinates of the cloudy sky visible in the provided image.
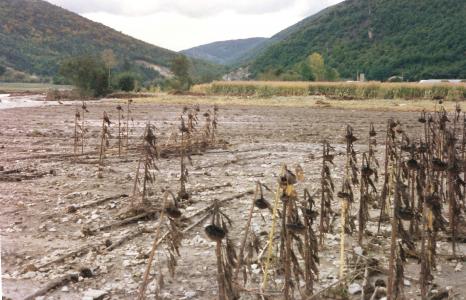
[47,0,344,51]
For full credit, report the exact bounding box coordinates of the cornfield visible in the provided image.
[193,81,466,100]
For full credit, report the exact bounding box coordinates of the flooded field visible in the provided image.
[1,95,465,300]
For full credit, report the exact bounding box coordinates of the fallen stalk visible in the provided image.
[184,190,254,220]
[23,273,79,300]
[69,193,128,211]
[190,182,232,195]
[0,172,49,182]
[205,147,266,155]
[197,154,271,169]
[87,211,156,235]
[34,245,94,270]
[305,269,363,300]
[105,227,149,251]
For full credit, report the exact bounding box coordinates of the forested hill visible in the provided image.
[248,0,466,81]
[0,0,223,82]
[181,37,267,65]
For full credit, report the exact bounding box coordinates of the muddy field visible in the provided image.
[1,95,465,300]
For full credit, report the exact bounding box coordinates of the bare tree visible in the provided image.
[102,49,117,89]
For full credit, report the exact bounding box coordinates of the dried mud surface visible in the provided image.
[1,97,465,299]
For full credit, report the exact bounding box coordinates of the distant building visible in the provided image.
[419,79,465,84]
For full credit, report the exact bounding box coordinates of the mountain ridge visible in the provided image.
[181,0,466,81]
[181,37,268,65]
[248,0,466,81]
[0,0,224,82]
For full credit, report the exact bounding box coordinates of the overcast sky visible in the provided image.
[47,0,344,51]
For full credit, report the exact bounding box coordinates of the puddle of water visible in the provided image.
[0,94,57,110]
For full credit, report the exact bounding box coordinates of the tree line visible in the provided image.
[258,52,340,82]
[58,49,193,97]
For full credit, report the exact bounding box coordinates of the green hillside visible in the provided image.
[249,0,466,81]
[0,0,224,83]
[185,6,342,68]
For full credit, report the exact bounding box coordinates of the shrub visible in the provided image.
[117,73,136,92]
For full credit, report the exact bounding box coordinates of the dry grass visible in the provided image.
[130,94,466,112]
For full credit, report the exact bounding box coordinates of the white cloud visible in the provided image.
[49,0,309,17]
[47,0,344,51]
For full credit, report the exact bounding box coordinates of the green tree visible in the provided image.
[307,52,326,81]
[0,64,6,76]
[168,55,192,92]
[297,61,315,81]
[59,55,109,97]
[117,73,136,92]
[325,67,340,81]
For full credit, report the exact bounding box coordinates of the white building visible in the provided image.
[419,79,465,84]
